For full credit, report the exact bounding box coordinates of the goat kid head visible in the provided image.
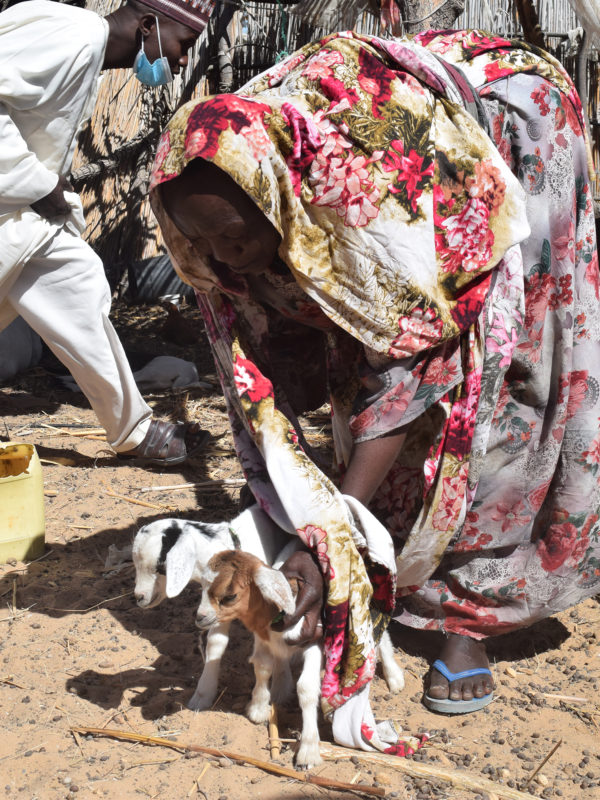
[132,519,201,608]
[195,551,296,636]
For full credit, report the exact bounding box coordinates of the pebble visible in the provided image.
[217,757,231,768]
[374,772,392,786]
[536,774,549,786]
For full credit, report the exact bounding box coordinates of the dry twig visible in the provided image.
[44,590,133,613]
[542,692,589,703]
[187,762,211,797]
[210,687,226,711]
[0,604,35,623]
[139,478,246,493]
[525,739,562,788]
[103,488,173,511]
[0,675,26,689]
[126,757,181,770]
[319,742,542,800]
[268,704,280,759]
[71,729,85,758]
[70,727,386,797]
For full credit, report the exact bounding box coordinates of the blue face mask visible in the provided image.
[133,17,173,87]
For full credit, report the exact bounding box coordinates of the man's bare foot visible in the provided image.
[424,633,494,713]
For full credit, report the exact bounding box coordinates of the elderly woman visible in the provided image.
[149,29,600,751]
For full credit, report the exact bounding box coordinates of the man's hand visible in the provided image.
[271,550,324,646]
[30,176,73,220]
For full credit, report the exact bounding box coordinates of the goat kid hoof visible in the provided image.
[295,745,322,771]
[246,703,271,724]
[386,668,405,693]
[187,694,214,711]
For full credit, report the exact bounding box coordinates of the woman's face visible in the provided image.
[160,160,281,277]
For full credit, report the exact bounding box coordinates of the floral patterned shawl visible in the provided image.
[150,31,529,754]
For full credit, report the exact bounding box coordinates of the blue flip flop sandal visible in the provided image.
[423,658,494,714]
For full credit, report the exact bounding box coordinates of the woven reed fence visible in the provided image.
[12,0,596,273]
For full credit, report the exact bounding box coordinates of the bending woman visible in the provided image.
[149,30,600,747]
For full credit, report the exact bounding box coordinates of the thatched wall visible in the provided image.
[68,0,598,273]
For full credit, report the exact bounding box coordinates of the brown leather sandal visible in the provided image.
[117,420,210,467]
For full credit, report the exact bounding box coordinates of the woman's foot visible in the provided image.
[424,633,494,714]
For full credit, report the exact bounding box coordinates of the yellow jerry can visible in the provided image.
[0,442,45,563]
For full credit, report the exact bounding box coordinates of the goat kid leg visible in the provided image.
[247,638,274,724]
[271,656,294,705]
[378,630,404,693]
[294,644,323,769]
[187,622,230,711]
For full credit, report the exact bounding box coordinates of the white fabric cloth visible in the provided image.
[0,0,107,284]
[0,316,42,381]
[4,227,152,450]
[0,0,151,450]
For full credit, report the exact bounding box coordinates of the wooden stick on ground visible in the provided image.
[140,479,246,493]
[0,676,25,689]
[187,762,211,797]
[70,727,386,798]
[103,488,173,511]
[525,739,562,788]
[319,742,542,800]
[268,704,280,760]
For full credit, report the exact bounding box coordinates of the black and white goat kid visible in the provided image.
[132,506,293,710]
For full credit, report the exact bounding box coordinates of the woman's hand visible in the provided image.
[272,550,324,645]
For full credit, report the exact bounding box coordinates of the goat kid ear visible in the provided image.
[254,566,296,615]
[165,533,196,597]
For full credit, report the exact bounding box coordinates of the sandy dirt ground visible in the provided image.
[1,302,599,800]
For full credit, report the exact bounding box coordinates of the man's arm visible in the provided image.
[0,102,63,215]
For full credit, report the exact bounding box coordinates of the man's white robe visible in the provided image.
[0,0,152,450]
[0,0,107,306]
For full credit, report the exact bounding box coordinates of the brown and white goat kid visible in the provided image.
[195,550,405,770]
[132,507,296,711]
